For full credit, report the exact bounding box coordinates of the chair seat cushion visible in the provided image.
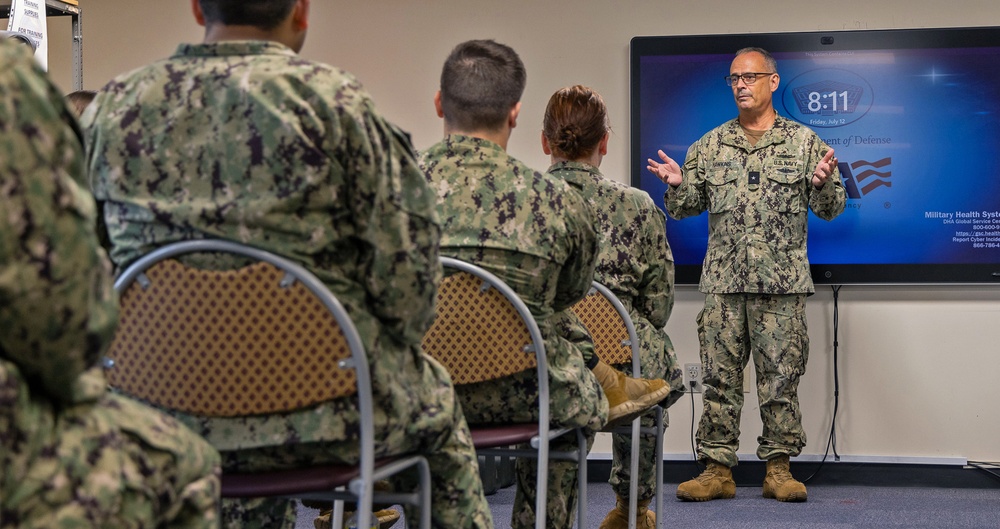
[469,423,540,449]
[221,457,408,498]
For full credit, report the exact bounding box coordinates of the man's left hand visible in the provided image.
[812,149,837,188]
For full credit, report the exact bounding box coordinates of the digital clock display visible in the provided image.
[783,69,873,127]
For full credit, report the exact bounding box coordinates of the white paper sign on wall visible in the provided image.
[5,0,48,70]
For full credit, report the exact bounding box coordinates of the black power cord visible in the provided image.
[967,461,1000,483]
[688,381,701,473]
[802,284,843,483]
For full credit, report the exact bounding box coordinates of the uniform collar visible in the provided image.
[546,160,602,190]
[721,112,790,152]
[173,40,296,59]
[442,133,506,154]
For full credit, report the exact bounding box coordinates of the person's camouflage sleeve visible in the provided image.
[553,193,600,313]
[806,139,845,221]
[2,366,222,529]
[0,41,117,404]
[665,115,846,294]
[0,41,221,529]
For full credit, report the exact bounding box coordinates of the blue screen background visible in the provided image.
[636,48,1000,268]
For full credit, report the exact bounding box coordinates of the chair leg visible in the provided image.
[629,417,640,529]
[576,428,588,529]
[654,407,664,529]
[480,456,498,495]
[332,492,346,529]
[353,483,374,529]
[536,443,548,529]
[498,455,516,488]
[417,457,431,529]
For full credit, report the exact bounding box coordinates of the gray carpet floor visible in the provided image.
[295,481,1000,528]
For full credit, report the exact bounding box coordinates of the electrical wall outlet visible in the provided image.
[683,363,703,393]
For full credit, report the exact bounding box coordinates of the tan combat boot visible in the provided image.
[313,508,401,529]
[676,460,736,501]
[592,360,672,429]
[312,480,401,529]
[598,495,656,529]
[763,454,808,502]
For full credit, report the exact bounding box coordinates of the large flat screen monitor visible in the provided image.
[631,27,1000,285]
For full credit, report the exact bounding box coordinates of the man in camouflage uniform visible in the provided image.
[647,47,846,503]
[541,85,685,528]
[82,2,493,528]
[0,41,221,529]
[420,40,670,529]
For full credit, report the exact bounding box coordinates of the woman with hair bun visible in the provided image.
[542,85,685,529]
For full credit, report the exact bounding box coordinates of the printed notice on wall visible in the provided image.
[6,0,48,70]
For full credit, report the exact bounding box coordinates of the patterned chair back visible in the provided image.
[103,239,431,529]
[422,269,538,384]
[569,283,635,368]
[105,242,358,417]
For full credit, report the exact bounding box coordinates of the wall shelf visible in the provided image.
[1,0,82,90]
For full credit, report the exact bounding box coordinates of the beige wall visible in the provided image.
[36,0,1000,463]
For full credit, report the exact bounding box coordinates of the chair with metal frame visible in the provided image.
[570,281,665,529]
[103,239,430,529]
[421,256,589,529]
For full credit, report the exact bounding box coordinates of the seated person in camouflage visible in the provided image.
[541,85,685,529]
[81,2,493,529]
[65,89,97,118]
[0,40,221,529]
[419,39,671,529]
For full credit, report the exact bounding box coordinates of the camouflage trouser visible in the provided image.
[609,411,665,503]
[457,370,602,529]
[458,372,603,529]
[608,316,683,502]
[1,363,221,529]
[456,312,607,529]
[695,293,808,467]
[510,433,596,529]
[217,383,494,529]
